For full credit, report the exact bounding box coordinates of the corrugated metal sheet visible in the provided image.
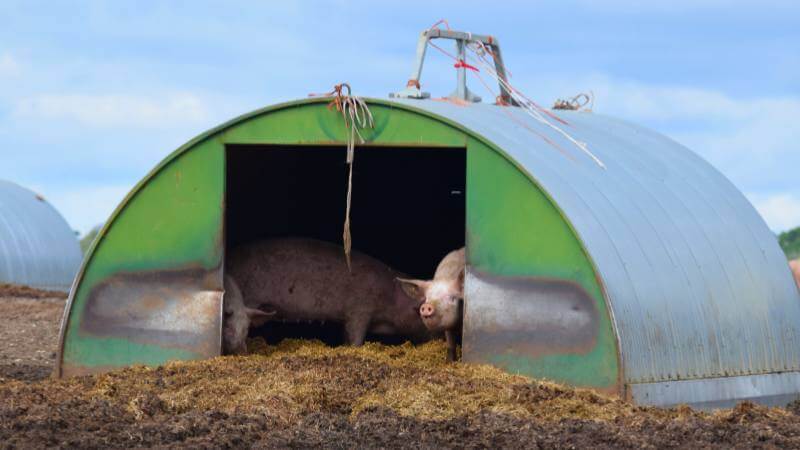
[0,180,82,292]
[393,99,800,385]
[629,371,800,409]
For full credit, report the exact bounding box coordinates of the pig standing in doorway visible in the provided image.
[398,247,465,361]
[225,238,432,347]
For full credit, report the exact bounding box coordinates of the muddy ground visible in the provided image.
[2,291,800,449]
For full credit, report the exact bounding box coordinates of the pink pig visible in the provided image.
[398,247,465,361]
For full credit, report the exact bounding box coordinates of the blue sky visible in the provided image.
[0,1,798,234]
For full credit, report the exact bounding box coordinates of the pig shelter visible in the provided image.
[56,97,800,409]
[0,180,82,292]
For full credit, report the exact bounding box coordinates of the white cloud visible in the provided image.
[564,0,798,13]
[507,73,800,230]
[747,193,800,232]
[0,53,20,76]
[624,87,795,124]
[672,104,798,185]
[0,52,20,76]
[37,184,133,235]
[604,83,800,231]
[580,79,800,188]
[529,73,799,124]
[13,92,211,128]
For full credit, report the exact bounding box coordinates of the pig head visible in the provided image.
[222,274,274,355]
[398,247,465,361]
[361,281,432,344]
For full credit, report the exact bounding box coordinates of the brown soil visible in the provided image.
[0,283,68,299]
[2,293,800,449]
[0,296,64,382]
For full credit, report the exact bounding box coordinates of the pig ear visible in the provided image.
[247,307,275,327]
[396,278,429,301]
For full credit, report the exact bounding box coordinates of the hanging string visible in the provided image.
[468,66,577,162]
[309,83,374,271]
[423,19,605,169]
[465,40,605,169]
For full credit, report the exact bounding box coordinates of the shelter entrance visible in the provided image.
[225,144,466,346]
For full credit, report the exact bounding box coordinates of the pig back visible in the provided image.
[226,238,399,320]
[434,247,465,281]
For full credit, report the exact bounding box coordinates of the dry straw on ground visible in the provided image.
[69,339,692,424]
[3,338,800,448]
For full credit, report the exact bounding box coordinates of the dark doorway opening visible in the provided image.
[225,144,466,346]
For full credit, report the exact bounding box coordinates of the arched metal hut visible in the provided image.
[56,31,800,409]
[55,97,800,408]
[0,180,82,292]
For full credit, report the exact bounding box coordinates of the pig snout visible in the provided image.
[418,296,463,333]
[420,303,435,318]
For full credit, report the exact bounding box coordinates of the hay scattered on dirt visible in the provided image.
[3,337,800,447]
[85,339,552,424]
[78,339,664,425]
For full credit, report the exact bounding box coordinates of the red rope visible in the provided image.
[470,69,576,162]
[454,60,479,72]
[428,39,459,62]
[428,19,451,32]
[427,41,479,72]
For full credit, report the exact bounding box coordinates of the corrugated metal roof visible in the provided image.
[392,98,800,385]
[0,180,82,292]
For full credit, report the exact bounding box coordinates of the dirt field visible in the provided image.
[2,291,800,449]
[0,291,64,382]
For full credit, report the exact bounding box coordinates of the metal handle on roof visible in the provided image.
[389,29,516,105]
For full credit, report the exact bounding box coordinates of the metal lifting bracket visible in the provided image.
[389,29,516,105]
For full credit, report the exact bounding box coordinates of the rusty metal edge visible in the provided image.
[55,98,623,389]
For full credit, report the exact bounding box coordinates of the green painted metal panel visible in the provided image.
[59,99,618,391]
[58,101,468,376]
[465,137,619,390]
[60,142,225,375]
[218,102,468,147]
